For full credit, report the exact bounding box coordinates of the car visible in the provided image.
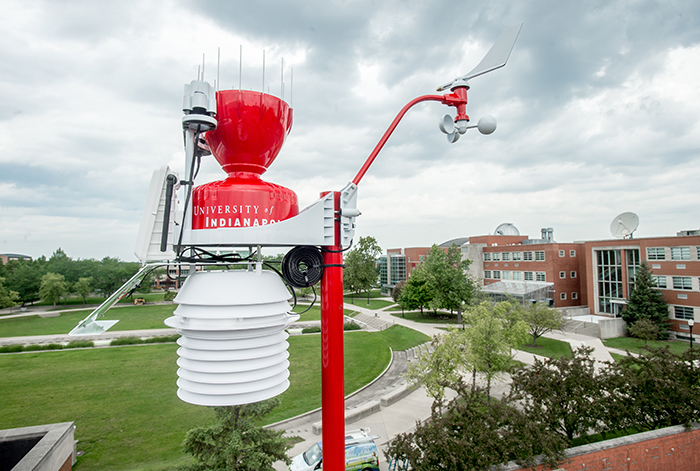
[288,429,380,471]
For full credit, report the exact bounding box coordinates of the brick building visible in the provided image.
[381,228,700,341]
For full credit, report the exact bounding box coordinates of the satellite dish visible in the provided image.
[495,223,520,236]
[610,212,639,239]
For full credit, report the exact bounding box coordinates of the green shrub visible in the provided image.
[0,344,24,353]
[301,326,321,334]
[110,337,144,346]
[343,322,361,331]
[66,340,94,349]
[45,343,64,350]
[164,291,177,301]
[144,335,180,344]
[23,345,43,351]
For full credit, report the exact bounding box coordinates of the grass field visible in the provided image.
[0,325,428,471]
[290,304,356,322]
[0,304,178,338]
[343,298,394,310]
[603,336,691,355]
[519,335,573,359]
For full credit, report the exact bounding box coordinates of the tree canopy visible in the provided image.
[39,272,68,307]
[523,302,564,346]
[180,398,291,471]
[622,261,669,338]
[343,236,382,302]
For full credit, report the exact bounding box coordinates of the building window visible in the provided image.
[484,270,492,279]
[512,252,522,261]
[502,252,511,261]
[559,250,565,257]
[672,276,692,290]
[572,292,578,300]
[674,306,694,320]
[570,250,576,257]
[493,253,501,261]
[652,263,661,269]
[559,271,566,279]
[671,247,691,260]
[484,253,491,261]
[419,255,425,262]
[677,264,686,270]
[502,271,511,280]
[536,272,546,282]
[560,292,567,300]
[647,247,665,260]
[524,272,534,281]
[651,275,667,288]
[627,248,641,293]
[513,271,522,280]
[535,251,545,261]
[523,252,534,261]
[493,270,501,280]
[597,249,623,315]
[571,271,577,278]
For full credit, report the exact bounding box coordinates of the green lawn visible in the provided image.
[0,304,177,338]
[389,310,460,324]
[603,337,691,355]
[291,304,356,322]
[0,325,428,471]
[343,298,394,310]
[519,335,573,359]
[344,289,384,299]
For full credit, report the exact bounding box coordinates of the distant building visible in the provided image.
[381,227,700,341]
[0,253,32,264]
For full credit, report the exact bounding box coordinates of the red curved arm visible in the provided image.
[351,87,468,185]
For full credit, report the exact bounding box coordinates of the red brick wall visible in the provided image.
[507,425,700,470]
[59,453,73,471]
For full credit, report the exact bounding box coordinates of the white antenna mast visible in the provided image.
[197,65,201,81]
[217,47,220,91]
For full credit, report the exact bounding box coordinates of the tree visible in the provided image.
[0,277,20,309]
[39,272,68,307]
[343,236,382,304]
[508,346,605,444]
[385,389,566,471]
[180,398,292,471]
[602,346,700,433]
[73,277,93,304]
[404,328,469,405]
[398,266,433,315]
[421,244,477,322]
[622,262,669,336]
[4,258,46,304]
[464,301,529,400]
[523,302,564,347]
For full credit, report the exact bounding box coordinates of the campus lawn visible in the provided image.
[603,337,691,355]
[344,289,384,299]
[343,298,394,310]
[519,335,573,359]
[0,325,428,471]
[290,304,356,322]
[0,304,177,338]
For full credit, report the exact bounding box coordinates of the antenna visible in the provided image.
[610,212,639,239]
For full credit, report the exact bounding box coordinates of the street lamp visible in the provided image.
[689,319,694,349]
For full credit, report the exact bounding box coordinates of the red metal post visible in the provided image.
[320,190,345,471]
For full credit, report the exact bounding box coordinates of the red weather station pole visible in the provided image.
[320,87,469,471]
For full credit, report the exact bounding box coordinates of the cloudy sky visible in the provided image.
[1,0,699,262]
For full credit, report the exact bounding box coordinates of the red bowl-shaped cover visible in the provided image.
[205,90,293,176]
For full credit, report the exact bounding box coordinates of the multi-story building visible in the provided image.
[381,228,700,341]
[378,247,430,295]
[0,253,32,264]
